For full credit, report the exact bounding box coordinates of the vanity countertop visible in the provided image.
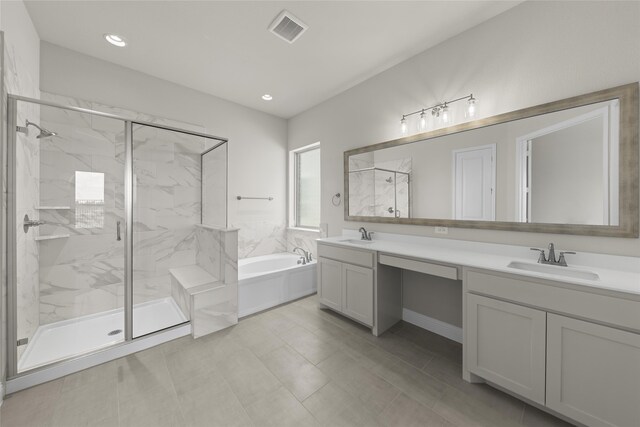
[317,232,640,298]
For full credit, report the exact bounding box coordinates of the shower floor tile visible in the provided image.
[18,297,187,372]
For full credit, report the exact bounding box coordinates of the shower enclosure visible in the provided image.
[6,95,228,378]
[348,167,411,218]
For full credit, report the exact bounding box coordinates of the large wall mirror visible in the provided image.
[344,83,639,237]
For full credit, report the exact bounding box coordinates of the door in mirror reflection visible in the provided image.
[518,105,618,225]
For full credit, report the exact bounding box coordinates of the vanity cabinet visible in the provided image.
[317,257,342,312]
[466,293,546,405]
[546,314,640,427]
[341,263,374,325]
[464,268,640,427]
[317,243,375,327]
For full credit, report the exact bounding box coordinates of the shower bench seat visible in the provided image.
[169,265,231,338]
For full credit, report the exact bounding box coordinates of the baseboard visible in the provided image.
[0,381,4,406]
[402,308,463,344]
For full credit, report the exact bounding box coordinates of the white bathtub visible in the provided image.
[238,253,317,317]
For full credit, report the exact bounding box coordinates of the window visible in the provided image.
[75,171,105,228]
[290,143,320,229]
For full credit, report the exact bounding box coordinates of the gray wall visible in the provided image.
[288,1,640,325]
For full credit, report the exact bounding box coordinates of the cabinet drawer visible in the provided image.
[318,244,374,268]
[379,254,458,280]
[465,269,640,333]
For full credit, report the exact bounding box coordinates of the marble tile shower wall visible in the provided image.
[286,228,323,260]
[5,39,41,357]
[202,145,226,228]
[236,221,287,259]
[37,91,210,324]
[38,101,124,324]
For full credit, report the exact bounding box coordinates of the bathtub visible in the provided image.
[238,253,317,317]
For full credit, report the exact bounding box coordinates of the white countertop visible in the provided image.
[317,231,640,298]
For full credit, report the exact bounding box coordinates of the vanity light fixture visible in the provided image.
[441,102,451,125]
[466,95,477,118]
[104,34,127,47]
[400,93,478,135]
[418,110,427,132]
[262,94,273,101]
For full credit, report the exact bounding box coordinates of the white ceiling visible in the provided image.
[24,1,521,118]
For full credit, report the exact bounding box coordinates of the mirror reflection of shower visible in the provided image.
[16,119,57,139]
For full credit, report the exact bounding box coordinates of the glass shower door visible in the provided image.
[131,124,219,337]
[10,98,126,373]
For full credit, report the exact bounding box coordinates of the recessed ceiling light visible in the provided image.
[262,94,273,101]
[104,34,127,47]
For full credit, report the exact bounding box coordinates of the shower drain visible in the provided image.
[108,329,123,336]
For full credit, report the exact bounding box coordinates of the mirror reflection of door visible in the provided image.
[452,144,496,221]
[516,104,617,225]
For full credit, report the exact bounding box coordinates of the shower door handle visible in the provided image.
[117,221,121,241]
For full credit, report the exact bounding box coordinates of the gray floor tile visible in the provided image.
[260,345,330,401]
[521,406,576,427]
[218,347,282,407]
[244,386,317,427]
[302,382,357,425]
[317,350,401,415]
[1,295,574,427]
[379,393,455,427]
[177,378,253,427]
[61,360,118,393]
[372,356,447,409]
[118,384,182,427]
[51,380,119,427]
[278,324,338,365]
[432,385,523,427]
[0,378,62,426]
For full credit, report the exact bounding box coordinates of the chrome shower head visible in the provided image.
[17,120,57,139]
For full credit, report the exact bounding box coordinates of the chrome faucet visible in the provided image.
[530,243,576,267]
[293,247,312,263]
[358,227,373,241]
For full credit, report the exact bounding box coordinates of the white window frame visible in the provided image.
[289,142,321,231]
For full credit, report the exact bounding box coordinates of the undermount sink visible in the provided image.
[340,239,375,245]
[507,261,599,281]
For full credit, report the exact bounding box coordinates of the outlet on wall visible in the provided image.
[435,226,448,234]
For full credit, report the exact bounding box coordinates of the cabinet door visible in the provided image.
[547,314,640,427]
[467,293,546,405]
[342,263,374,326]
[318,257,342,311]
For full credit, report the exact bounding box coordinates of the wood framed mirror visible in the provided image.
[344,83,638,237]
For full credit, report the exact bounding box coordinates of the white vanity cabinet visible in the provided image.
[464,268,640,427]
[466,293,546,405]
[317,257,343,312]
[546,314,640,427]
[317,243,375,327]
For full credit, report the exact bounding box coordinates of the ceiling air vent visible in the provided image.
[269,10,308,44]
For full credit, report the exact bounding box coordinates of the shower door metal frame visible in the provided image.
[5,94,228,379]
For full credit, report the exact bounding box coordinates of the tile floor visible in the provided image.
[0,295,574,427]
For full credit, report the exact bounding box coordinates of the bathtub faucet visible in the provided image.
[293,247,312,263]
